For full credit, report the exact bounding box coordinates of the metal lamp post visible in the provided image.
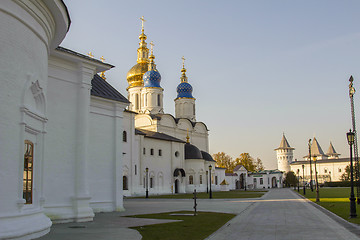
[308,139,313,192]
[209,165,213,199]
[302,164,306,195]
[206,170,209,193]
[145,167,149,198]
[314,156,320,202]
[347,129,357,218]
[297,169,300,192]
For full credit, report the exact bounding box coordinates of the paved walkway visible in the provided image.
[39,188,360,240]
[207,188,360,240]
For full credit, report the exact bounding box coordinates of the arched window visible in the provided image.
[157,94,161,106]
[189,175,194,184]
[123,176,128,190]
[123,131,127,142]
[23,140,34,204]
[150,177,154,188]
[150,148,154,155]
[158,149,162,156]
[135,94,139,110]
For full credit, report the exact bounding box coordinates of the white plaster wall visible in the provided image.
[88,98,126,212]
[0,1,69,239]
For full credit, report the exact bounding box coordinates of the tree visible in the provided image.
[255,158,265,171]
[213,152,234,173]
[234,153,256,172]
[284,171,297,188]
[340,165,350,182]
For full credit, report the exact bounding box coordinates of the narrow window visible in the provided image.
[260,178,263,185]
[189,175,194,184]
[135,94,139,110]
[324,169,328,173]
[175,151,179,157]
[123,176,128,190]
[135,165,137,175]
[150,177,154,188]
[339,168,342,173]
[143,148,146,155]
[23,140,34,204]
[215,176,218,185]
[159,149,162,156]
[157,94,161,106]
[200,175,203,184]
[123,131,127,142]
[150,148,154,155]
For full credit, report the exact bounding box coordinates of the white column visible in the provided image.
[72,63,94,222]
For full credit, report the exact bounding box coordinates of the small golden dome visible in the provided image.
[126,62,149,88]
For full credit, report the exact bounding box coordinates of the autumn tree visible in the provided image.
[255,158,265,171]
[213,152,234,173]
[234,153,256,172]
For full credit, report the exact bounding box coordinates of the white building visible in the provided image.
[0,1,132,239]
[120,21,217,197]
[275,135,349,183]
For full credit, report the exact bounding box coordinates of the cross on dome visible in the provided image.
[150,41,154,55]
[140,16,146,32]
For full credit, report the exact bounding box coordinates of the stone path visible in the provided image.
[206,188,360,240]
[39,189,360,239]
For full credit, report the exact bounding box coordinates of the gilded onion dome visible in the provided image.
[176,57,194,99]
[127,17,149,89]
[143,42,162,88]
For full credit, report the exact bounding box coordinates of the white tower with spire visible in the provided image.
[275,134,295,173]
[175,57,196,121]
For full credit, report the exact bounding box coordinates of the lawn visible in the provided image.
[297,187,360,224]
[128,190,266,199]
[129,211,236,240]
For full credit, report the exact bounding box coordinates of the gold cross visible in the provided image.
[140,16,146,31]
[150,41,154,54]
[182,56,185,68]
[87,52,94,58]
[100,56,105,62]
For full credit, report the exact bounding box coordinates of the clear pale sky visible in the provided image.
[61,0,360,169]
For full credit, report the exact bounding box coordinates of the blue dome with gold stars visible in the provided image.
[143,70,161,88]
[177,82,193,98]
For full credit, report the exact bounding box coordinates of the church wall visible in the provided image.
[88,98,126,212]
[122,111,142,196]
[140,138,185,195]
[0,1,69,239]
[44,55,101,223]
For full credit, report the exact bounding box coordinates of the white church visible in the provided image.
[0,1,228,239]
[275,134,350,183]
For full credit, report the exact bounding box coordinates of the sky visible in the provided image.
[61,0,360,169]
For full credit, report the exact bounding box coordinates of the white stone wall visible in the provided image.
[0,1,69,239]
[88,97,127,212]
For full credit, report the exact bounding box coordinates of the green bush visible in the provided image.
[324,181,351,187]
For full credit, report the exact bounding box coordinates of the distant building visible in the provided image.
[275,135,349,183]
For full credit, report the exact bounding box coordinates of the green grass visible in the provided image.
[128,190,266,199]
[129,211,236,240]
[297,187,360,224]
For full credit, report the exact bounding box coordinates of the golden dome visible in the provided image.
[127,62,149,88]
